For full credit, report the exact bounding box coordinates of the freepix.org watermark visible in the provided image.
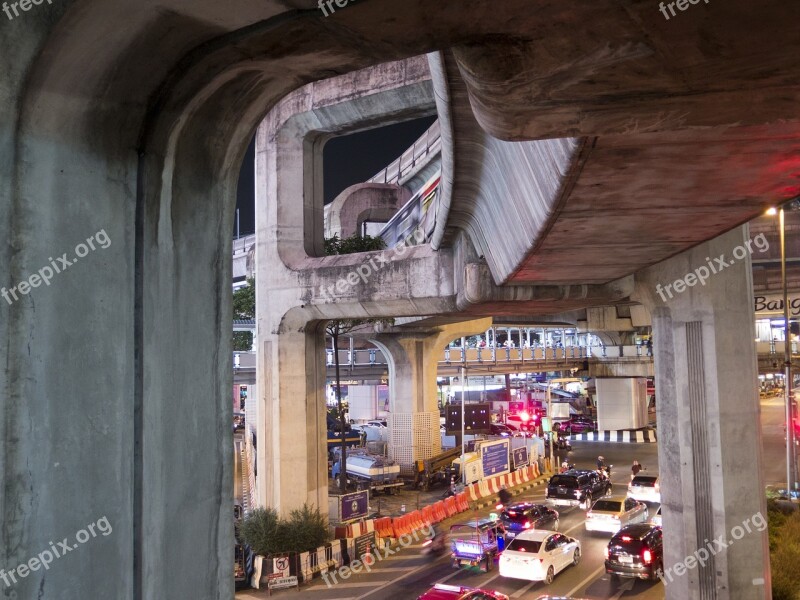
[2,0,54,21]
[659,511,767,586]
[318,0,354,17]
[1,229,111,306]
[658,0,709,21]
[318,228,426,301]
[322,524,434,588]
[655,233,768,302]
[1,516,113,588]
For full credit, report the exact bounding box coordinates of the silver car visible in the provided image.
[585,495,648,534]
[628,475,661,503]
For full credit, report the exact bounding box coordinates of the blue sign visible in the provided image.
[512,447,529,468]
[341,491,369,521]
[481,441,510,476]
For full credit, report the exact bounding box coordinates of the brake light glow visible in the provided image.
[520,411,531,422]
[643,549,653,564]
[604,546,609,559]
[621,536,632,541]
[508,511,518,516]
[524,521,531,529]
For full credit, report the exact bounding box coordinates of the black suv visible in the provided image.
[605,523,664,581]
[545,469,611,508]
[500,502,559,539]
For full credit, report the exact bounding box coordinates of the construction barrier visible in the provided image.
[422,505,436,525]
[467,483,480,502]
[444,496,458,516]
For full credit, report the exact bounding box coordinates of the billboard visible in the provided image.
[481,439,510,477]
[445,403,491,435]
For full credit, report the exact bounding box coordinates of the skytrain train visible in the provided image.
[378,170,441,248]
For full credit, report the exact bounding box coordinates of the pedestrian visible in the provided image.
[631,460,642,478]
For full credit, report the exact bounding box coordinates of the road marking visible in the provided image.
[510,580,538,598]
[308,581,393,590]
[609,577,635,599]
[562,520,586,535]
[356,555,449,598]
[564,565,605,598]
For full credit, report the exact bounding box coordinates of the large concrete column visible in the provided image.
[595,377,648,430]
[634,226,770,600]
[370,318,491,469]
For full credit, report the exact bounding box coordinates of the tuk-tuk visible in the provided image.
[449,518,506,572]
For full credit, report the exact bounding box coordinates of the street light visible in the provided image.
[768,204,798,498]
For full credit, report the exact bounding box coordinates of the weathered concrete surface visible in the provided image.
[633,227,770,600]
[3,1,798,598]
[323,183,411,239]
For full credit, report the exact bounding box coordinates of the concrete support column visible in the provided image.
[369,335,442,470]
[634,226,770,600]
[595,378,648,430]
[370,318,492,470]
[257,326,328,516]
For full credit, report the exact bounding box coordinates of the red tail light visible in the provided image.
[643,549,653,564]
[524,521,531,529]
[604,546,609,559]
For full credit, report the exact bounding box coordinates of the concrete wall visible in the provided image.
[596,378,648,430]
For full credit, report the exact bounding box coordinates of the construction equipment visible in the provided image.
[412,446,462,491]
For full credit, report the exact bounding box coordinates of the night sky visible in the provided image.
[234,116,437,237]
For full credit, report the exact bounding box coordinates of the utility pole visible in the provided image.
[781,207,797,498]
[461,365,467,485]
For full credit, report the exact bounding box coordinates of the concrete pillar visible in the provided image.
[595,378,648,430]
[370,318,491,469]
[634,226,770,600]
[256,327,328,516]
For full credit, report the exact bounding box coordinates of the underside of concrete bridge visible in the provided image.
[3,1,799,598]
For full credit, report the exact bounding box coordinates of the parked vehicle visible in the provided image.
[605,523,664,581]
[628,475,661,503]
[234,543,253,590]
[490,423,514,437]
[554,416,596,435]
[449,519,506,572]
[417,583,509,600]
[585,496,649,534]
[500,503,560,538]
[545,470,611,508]
[367,420,388,429]
[499,530,581,583]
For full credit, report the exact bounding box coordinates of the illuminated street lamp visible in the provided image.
[767,204,798,498]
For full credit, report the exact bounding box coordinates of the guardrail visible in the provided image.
[368,121,441,185]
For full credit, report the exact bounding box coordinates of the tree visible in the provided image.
[324,234,388,493]
[233,278,255,351]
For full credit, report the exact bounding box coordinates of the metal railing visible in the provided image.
[368,121,441,185]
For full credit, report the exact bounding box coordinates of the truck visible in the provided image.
[412,446,462,491]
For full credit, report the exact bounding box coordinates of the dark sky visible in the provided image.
[234,116,437,237]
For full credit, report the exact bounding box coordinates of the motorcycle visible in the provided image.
[422,532,448,556]
[555,438,573,451]
[597,465,613,480]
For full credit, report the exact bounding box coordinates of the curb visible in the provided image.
[472,475,551,510]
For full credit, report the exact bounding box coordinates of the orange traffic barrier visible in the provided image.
[422,505,436,525]
[432,500,446,521]
[444,496,458,516]
[456,492,470,512]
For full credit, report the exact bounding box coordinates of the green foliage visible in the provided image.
[768,500,800,599]
[239,505,330,557]
[239,507,288,556]
[233,331,253,351]
[324,233,386,256]
[233,277,255,320]
[286,504,331,553]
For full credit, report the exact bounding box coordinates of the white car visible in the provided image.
[366,420,387,429]
[650,506,662,527]
[627,475,661,503]
[499,530,581,584]
[585,496,648,534]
